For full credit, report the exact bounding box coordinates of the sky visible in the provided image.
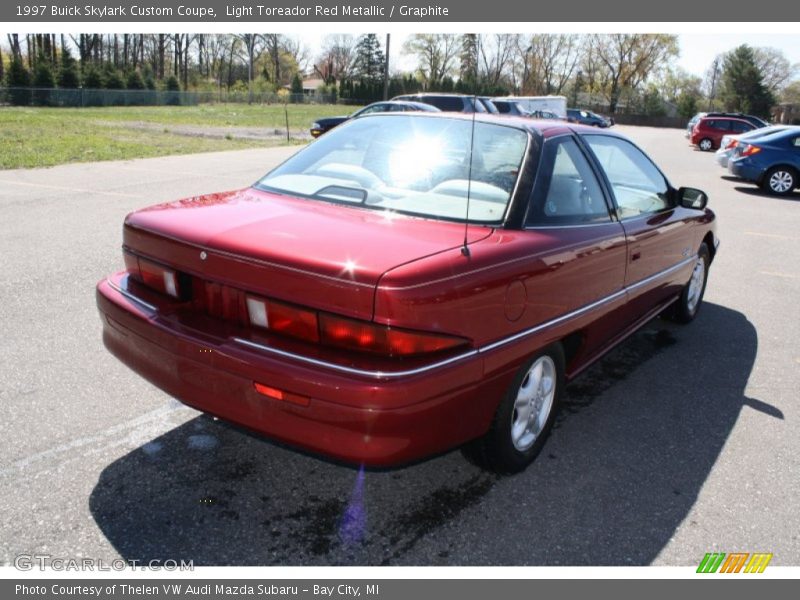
[676,34,800,77]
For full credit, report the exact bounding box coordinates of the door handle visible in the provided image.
[631,251,642,262]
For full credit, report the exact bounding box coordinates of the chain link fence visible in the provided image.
[0,87,364,108]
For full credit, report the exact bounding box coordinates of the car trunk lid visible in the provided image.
[123,187,491,320]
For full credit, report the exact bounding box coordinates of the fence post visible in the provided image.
[284,104,290,142]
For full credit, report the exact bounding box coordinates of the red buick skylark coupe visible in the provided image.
[97,113,718,472]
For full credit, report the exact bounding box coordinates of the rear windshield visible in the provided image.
[256,115,529,224]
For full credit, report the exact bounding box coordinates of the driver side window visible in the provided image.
[584,135,671,219]
[527,136,611,226]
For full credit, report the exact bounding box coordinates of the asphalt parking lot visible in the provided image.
[1,125,798,567]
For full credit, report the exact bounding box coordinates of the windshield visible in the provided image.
[255,114,529,224]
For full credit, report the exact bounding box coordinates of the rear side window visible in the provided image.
[426,96,466,112]
[730,121,752,133]
[584,135,671,219]
[527,137,611,226]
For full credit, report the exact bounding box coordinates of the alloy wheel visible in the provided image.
[511,356,556,451]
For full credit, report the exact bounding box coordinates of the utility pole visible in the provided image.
[382,33,390,100]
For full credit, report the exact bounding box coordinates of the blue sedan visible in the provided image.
[729,127,800,195]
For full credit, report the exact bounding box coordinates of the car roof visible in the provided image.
[359,111,606,138]
[370,100,440,111]
[699,115,751,123]
[393,93,472,99]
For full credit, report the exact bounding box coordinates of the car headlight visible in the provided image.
[311,122,321,129]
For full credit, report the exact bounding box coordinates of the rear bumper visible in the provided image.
[729,158,765,183]
[96,274,506,466]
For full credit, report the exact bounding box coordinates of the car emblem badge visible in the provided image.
[200,251,208,261]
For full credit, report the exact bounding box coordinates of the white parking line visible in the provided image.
[745,231,799,241]
[759,271,798,279]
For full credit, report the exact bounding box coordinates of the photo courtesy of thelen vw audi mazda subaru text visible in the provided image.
[96,112,718,473]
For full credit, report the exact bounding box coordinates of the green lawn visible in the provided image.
[0,103,358,170]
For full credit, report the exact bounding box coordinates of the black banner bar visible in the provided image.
[3,579,798,600]
[3,0,800,22]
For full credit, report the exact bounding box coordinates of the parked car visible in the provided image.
[728,127,800,195]
[392,93,487,113]
[715,126,790,169]
[686,112,768,140]
[685,112,706,138]
[529,110,564,120]
[691,116,757,151]
[492,99,532,117]
[567,108,613,127]
[97,113,717,473]
[309,100,439,137]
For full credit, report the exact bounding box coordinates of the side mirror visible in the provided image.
[678,187,708,209]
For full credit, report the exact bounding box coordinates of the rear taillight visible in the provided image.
[124,251,182,299]
[245,293,468,357]
[725,138,738,149]
[139,257,179,298]
[246,295,319,343]
[319,313,468,357]
[741,144,762,157]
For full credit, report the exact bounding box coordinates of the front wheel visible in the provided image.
[698,138,713,151]
[761,166,797,196]
[671,243,710,323]
[474,344,564,474]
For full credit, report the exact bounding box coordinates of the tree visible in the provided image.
[479,34,518,88]
[290,72,303,98]
[459,34,479,84]
[82,66,104,89]
[403,34,459,89]
[677,92,698,119]
[237,34,264,103]
[57,48,81,88]
[126,69,146,90]
[353,34,385,82]
[586,34,678,113]
[719,45,775,118]
[32,55,55,105]
[781,80,800,104]
[752,47,798,95]
[6,55,31,105]
[104,67,125,89]
[315,34,357,85]
[522,34,581,95]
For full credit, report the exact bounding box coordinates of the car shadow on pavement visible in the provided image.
[89,302,762,565]
[734,185,800,200]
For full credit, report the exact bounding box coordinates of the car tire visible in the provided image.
[698,138,714,151]
[470,344,564,474]
[670,243,710,324]
[761,166,798,196]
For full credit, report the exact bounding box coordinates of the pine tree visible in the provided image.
[57,48,81,88]
[353,34,385,82]
[82,66,104,89]
[720,45,775,119]
[32,55,55,105]
[459,34,479,85]
[6,56,31,105]
[104,68,126,90]
[126,69,146,90]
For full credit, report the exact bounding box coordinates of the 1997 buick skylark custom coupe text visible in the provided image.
[96,113,717,472]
